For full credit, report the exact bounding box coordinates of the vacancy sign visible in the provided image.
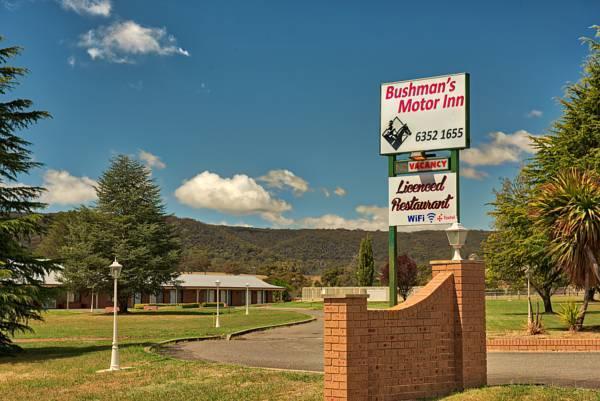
[396,158,450,174]
[389,172,457,226]
[380,73,469,155]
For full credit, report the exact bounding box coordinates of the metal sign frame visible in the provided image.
[383,73,469,306]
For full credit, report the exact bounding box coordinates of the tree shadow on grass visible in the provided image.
[0,342,140,363]
[128,309,237,316]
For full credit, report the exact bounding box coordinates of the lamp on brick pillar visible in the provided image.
[445,222,468,261]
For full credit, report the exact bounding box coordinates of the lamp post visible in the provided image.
[215,280,221,328]
[108,258,122,371]
[526,266,532,325]
[245,283,250,316]
[445,222,468,261]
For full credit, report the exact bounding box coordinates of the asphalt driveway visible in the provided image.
[166,309,600,388]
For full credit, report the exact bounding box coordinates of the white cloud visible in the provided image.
[39,170,97,205]
[527,109,543,118]
[138,150,166,170]
[461,166,488,180]
[67,55,76,67]
[462,130,539,167]
[258,169,309,196]
[79,20,189,63]
[175,171,292,223]
[321,188,330,198]
[300,205,387,231]
[215,221,253,228]
[60,0,111,16]
[334,187,346,197]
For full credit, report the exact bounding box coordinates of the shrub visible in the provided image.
[526,300,544,335]
[202,302,226,308]
[558,302,580,331]
[134,303,200,309]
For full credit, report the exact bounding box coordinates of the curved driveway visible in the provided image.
[166,309,600,388]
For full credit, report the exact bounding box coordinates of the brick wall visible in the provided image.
[487,338,600,352]
[324,260,486,401]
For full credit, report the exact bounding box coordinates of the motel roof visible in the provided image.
[168,273,283,290]
[41,270,282,290]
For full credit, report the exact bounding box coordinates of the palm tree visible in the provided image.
[531,168,600,330]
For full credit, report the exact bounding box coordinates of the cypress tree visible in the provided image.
[0,37,56,353]
[356,235,375,286]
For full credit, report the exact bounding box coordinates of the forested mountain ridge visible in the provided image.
[167,216,490,274]
[30,214,489,275]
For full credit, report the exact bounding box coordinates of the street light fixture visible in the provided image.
[245,283,250,316]
[445,222,468,261]
[215,280,221,328]
[108,258,122,371]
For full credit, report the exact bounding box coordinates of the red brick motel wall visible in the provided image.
[324,260,486,401]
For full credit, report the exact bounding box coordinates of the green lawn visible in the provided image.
[1,308,323,401]
[263,300,392,310]
[15,307,309,342]
[440,385,600,400]
[486,297,600,337]
[271,296,600,337]
[3,304,600,400]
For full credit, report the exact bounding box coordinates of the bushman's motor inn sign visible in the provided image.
[388,172,458,226]
[380,73,469,155]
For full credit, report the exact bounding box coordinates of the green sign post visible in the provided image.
[388,155,398,307]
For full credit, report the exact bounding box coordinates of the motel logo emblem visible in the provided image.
[382,117,412,150]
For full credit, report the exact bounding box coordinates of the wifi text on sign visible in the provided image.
[388,172,458,226]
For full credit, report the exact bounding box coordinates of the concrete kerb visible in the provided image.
[225,316,316,340]
[145,313,316,355]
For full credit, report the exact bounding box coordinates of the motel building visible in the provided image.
[42,271,284,309]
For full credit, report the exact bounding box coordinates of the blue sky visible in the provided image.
[1,0,598,230]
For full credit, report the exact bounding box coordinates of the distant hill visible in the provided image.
[167,216,490,275]
[30,213,490,276]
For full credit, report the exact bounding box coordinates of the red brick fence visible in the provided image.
[487,338,600,352]
[323,260,486,401]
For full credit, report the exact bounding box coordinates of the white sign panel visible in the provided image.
[380,73,469,155]
[389,172,457,226]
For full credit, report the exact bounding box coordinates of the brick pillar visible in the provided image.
[431,260,487,389]
[323,294,369,401]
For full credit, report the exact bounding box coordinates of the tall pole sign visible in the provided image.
[380,73,470,306]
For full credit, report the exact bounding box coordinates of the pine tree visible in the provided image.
[0,37,55,353]
[96,155,181,311]
[37,209,111,300]
[356,235,375,286]
[526,26,600,181]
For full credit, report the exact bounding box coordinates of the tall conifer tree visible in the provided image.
[356,235,375,286]
[0,37,55,352]
[96,155,180,311]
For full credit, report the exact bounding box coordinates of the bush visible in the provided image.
[558,302,580,331]
[134,303,200,309]
[202,302,226,308]
[526,300,544,335]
